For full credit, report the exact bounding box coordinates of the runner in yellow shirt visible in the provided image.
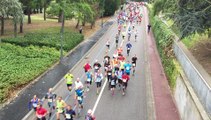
[64,73,74,92]
[56,96,67,120]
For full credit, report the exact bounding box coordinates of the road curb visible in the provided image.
[22,19,115,120]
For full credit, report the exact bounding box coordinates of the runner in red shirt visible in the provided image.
[84,61,92,73]
[36,104,47,120]
[122,73,130,95]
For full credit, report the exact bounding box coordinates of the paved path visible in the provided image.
[143,6,180,120]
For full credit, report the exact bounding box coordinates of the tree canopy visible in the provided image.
[152,0,211,38]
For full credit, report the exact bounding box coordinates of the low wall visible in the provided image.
[173,41,211,118]
[174,74,209,120]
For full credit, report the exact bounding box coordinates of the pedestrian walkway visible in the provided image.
[143,7,180,120]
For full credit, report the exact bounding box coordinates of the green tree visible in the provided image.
[0,0,23,36]
[152,0,211,38]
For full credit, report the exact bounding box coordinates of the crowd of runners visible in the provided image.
[28,2,146,120]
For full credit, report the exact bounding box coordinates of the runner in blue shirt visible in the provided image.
[124,61,132,75]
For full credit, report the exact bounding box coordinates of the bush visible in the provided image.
[0,31,84,103]
[149,8,180,89]
[0,43,60,103]
[2,32,84,51]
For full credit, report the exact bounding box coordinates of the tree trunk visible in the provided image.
[82,17,86,26]
[76,19,80,28]
[14,22,17,38]
[58,10,62,23]
[44,4,47,21]
[20,18,23,33]
[1,16,4,35]
[27,7,31,24]
[40,8,42,13]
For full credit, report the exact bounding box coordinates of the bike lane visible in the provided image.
[143,6,180,120]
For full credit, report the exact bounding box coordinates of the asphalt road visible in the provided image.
[24,6,149,120]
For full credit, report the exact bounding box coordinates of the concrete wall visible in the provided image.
[173,41,211,116]
[174,74,209,120]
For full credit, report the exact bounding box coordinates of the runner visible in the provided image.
[103,54,111,72]
[93,59,101,75]
[107,65,112,90]
[94,70,103,95]
[45,88,57,117]
[64,73,74,92]
[122,72,130,95]
[128,29,132,41]
[134,29,138,42]
[119,59,126,73]
[116,69,123,89]
[147,24,151,33]
[85,70,93,92]
[115,34,119,48]
[131,54,138,75]
[106,40,110,51]
[28,95,41,111]
[126,42,132,56]
[124,60,132,75]
[85,109,96,120]
[84,61,92,73]
[75,88,84,116]
[36,104,47,120]
[122,31,126,40]
[110,73,118,96]
[75,78,84,90]
[65,105,76,120]
[117,47,123,56]
[56,96,67,120]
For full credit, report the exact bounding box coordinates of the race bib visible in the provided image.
[66,114,71,119]
[126,67,130,70]
[48,99,53,102]
[133,63,136,67]
[58,109,63,113]
[87,78,91,82]
[123,79,127,82]
[94,66,99,69]
[127,48,130,50]
[111,81,115,85]
[77,96,82,101]
[37,115,42,118]
[32,103,37,108]
[108,73,111,75]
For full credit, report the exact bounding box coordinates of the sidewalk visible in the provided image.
[144,7,180,120]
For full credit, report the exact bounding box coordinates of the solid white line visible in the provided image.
[92,79,108,114]
[91,22,130,115]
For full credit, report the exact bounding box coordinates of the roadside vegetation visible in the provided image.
[0,31,83,103]
[149,6,180,89]
[149,0,211,89]
[0,0,123,103]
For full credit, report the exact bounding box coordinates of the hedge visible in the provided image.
[149,7,180,89]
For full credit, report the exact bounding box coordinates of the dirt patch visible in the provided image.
[190,39,211,76]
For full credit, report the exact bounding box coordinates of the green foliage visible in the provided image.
[149,9,179,89]
[182,30,210,48]
[2,32,84,51]
[152,0,211,38]
[0,31,84,103]
[0,43,60,102]
[100,0,121,16]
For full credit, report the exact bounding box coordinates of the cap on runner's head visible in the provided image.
[77,78,80,81]
[87,109,92,114]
